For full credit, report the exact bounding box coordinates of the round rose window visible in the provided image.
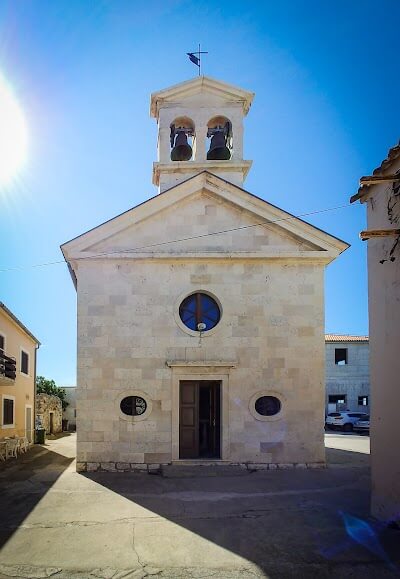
[179,292,220,331]
[120,396,147,416]
[255,396,281,417]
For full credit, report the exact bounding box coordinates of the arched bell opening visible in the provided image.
[170,117,195,161]
[206,116,232,161]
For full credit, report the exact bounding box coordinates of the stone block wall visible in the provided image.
[76,257,325,468]
[36,393,63,434]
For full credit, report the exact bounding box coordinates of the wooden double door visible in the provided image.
[179,381,221,459]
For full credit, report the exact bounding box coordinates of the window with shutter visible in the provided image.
[3,398,14,425]
[21,350,29,375]
[0,334,4,352]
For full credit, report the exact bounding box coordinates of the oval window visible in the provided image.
[255,396,281,417]
[179,292,220,331]
[120,396,147,416]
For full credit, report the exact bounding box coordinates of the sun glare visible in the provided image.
[0,72,28,187]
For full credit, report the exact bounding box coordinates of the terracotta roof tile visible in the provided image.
[351,141,400,203]
[0,302,40,345]
[325,334,369,342]
[372,141,400,176]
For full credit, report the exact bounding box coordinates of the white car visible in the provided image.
[354,416,370,433]
[325,411,369,432]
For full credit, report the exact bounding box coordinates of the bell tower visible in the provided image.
[150,76,254,193]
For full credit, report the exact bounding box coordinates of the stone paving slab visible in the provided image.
[0,563,399,579]
[0,523,140,570]
[161,465,250,477]
[0,434,399,579]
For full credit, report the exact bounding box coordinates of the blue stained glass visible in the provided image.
[179,293,220,331]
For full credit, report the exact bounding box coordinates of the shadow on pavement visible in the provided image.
[81,447,399,577]
[326,447,370,467]
[1,436,399,578]
[0,444,74,549]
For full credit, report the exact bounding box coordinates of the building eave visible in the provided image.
[150,75,254,119]
[63,251,339,265]
[152,160,252,186]
[350,140,400,204]
[325,334,369,343]
[61,171,349,266]
[359,229,400,241]
[0,302,41,346]
[371,141,400,176]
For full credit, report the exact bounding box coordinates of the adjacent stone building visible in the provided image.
[325,335,370,414]
[36,393,62,435]
[62,76,348,472]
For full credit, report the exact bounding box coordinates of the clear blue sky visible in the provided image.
[0,1,399,385]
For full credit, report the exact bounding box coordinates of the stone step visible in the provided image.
[161,464,250,478]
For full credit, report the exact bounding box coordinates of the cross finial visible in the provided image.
[186,44,208,76]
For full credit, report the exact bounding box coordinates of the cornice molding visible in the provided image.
[150,76,254,119]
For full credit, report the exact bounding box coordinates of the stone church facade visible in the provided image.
[62,76,348,472]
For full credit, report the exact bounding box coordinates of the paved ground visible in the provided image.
[0,433,399,579]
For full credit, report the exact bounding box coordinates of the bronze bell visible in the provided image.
[207,130,231,160]
[171,131,192,161]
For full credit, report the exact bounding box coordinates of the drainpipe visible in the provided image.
[33,343,39,443]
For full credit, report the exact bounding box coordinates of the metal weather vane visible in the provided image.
[187,44,208,76]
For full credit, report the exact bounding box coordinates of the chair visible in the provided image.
[18,437,29,453]
[0,442,6,462]
[5,439,19,459]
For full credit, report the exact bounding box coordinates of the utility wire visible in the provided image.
[0,202,351,273]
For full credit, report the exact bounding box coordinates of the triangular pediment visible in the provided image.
[61,173,349,267]
[150,76,254,118]
[81,190,322,256]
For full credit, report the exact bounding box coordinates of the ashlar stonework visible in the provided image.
[61,76,348,472]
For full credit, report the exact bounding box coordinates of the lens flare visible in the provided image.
[0,72,28,187]
[340,511,394,567]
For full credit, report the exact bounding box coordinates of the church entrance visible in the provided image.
[179,380,221,459]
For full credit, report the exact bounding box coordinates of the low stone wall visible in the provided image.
[76,461,327,473]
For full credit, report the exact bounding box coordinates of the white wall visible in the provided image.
[62,386,77,428]
[364,156,400,521]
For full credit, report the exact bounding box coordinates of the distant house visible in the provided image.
[36,393,62,435]
[325,335,370,414]
[350,141,400,522]
[0,302,40,443]
[62,386,77,431]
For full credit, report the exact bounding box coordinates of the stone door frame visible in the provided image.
[167,361,236,461]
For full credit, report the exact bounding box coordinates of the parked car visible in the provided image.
[325,411,369,432]
[354,415,370,434]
